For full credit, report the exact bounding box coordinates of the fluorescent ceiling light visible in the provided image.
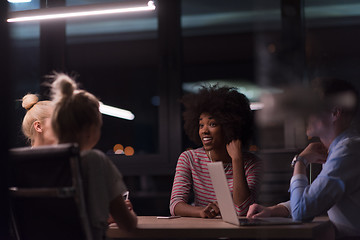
[7,0,155,23]
[250,102,264,111]
[182,80,282,102]
[182,80,281,111]
[8,0,31,3]
[99,102,135,121]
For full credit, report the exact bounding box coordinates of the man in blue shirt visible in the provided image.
[247,78,360,239]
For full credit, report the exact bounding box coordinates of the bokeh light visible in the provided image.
[113,144,124,154]
[124,146,135,156]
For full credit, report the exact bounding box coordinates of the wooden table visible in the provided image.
[107,216,334,239]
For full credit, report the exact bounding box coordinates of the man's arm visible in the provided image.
[290,142,344,221]
[248,142,327,219]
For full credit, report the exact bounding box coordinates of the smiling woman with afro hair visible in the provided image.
[182,85,254,148]
[170,85,263,218]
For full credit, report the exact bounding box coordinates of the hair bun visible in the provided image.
[51,73,77,103]
[22,94,39,111]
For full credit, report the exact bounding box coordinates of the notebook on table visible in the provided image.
[207,161,301,226]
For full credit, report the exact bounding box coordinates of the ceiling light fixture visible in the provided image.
[7,0,155,23]
[250,102,264,111]
[8,0,32,3]
[99,102,135,121]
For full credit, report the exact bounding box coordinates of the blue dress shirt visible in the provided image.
[290,128,360,237]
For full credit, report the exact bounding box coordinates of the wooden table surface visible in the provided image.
[107,216,334,239]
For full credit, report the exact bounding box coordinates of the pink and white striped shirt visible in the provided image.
[170,147,262,216]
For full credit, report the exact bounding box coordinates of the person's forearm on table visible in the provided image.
[174,202,203,217]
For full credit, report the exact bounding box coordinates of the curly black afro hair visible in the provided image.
[181,85,254,148]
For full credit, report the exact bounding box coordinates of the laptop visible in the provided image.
[207,162,302,226]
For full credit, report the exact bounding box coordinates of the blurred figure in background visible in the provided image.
[21,93,57,147]
[247,78,360,239]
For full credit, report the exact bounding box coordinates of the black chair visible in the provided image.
[8,143,93,240]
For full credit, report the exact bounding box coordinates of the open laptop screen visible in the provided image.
[207,162,301,226]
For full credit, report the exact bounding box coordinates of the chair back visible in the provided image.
[8,143,93,240]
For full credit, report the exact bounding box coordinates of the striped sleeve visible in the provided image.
[234,154,263,216]
[169,151,193,216]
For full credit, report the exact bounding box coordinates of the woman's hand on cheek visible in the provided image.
[226,139,242,162]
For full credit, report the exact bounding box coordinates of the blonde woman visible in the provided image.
[49,73,137,239]
[21,94,57,147]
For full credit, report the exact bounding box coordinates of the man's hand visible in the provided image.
[246,203,272,218]
[200,202,220,218]
[247,203,290,218]
[299,142,327,164]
